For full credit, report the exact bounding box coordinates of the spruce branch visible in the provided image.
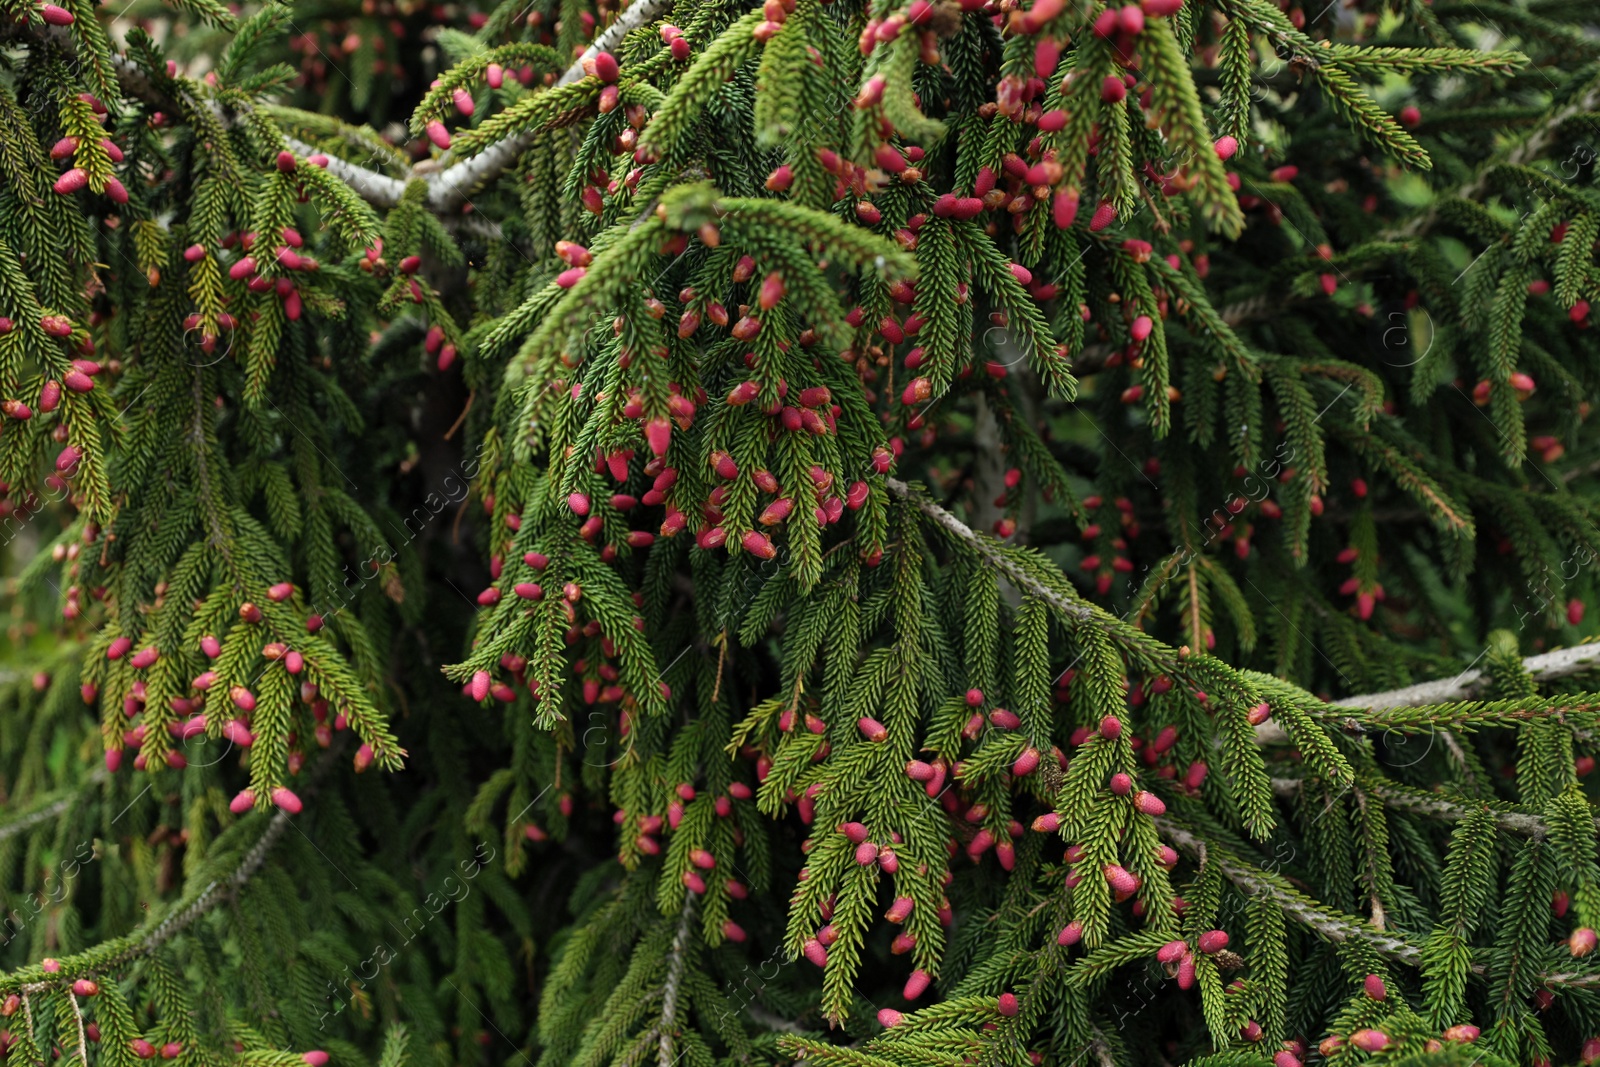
[1399,71,1600,237]
[99,0,670,215]
[0,771,105,842]
[68,19,605,217]
[1070,294,1275,376]
[287,135,408,209]
[1158,817,1425,965]
[0,748,342,996]
[887,477,1600,761]
[87,40,415,208]
[885,477,1094,622]
[558,0,676,89]
[5,806,291,994]
[65,989,88,1067]
[1160,818,1600,990]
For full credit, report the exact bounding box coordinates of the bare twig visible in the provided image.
[66,992,88,1067]
[1270,776,1558,837]
[658,894,696,1067]
[1401,76,1600,236]
[3,747,344,995]
[1161,815,1600,990]
[429,0,676,214]
[1254,641,1600,744]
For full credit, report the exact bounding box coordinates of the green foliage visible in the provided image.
[2,0,1600,1065]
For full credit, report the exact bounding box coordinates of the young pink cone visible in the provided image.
[1133,792,1166,815]
[1157,940,1187,963]
[903,969,930,999]
[53,169,88,197]
[1349,1030,1389,1053]
[1104,865,1139,893]
[742,530,776,559]
[758,272,785,310]
[645,417,672,456]
[1176,954,1195,988]
[858,716,888,742]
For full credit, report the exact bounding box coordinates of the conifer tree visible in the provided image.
[2,0,1600,1063]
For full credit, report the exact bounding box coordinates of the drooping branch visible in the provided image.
[0,775,103,843]
[1070,293,1276,377]
[887,476,1600,727]
[0,746,345,993]
[1157,817,1425,966]
[101,48,414,207]
[4,806,291,993]
[290,135,410,206]
[1159,817,1600,989]
[1401,76,1600,236]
